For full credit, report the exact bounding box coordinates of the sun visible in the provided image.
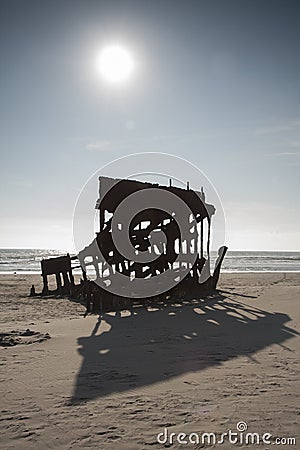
[97,45,134,83]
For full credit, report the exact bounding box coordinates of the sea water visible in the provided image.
[0,249,299,274]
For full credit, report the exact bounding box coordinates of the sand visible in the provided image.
[0,273,299,449]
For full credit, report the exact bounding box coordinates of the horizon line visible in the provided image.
[0,247,300,253]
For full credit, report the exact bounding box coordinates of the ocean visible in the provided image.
[0,248,300,274]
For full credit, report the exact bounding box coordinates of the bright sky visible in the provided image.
[0,0,299,251]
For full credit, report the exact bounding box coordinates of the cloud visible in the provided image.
[289,141,300,148]
[273,151,300,157]
[253,119,300,136]
[14,180,34,188]
[85,140,112,151]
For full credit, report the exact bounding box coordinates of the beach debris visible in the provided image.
[0,329,51,347]
[29,284,36,296]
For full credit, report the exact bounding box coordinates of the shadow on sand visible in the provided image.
[71,291,298,404]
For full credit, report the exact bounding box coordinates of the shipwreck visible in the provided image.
[34,176,227,312]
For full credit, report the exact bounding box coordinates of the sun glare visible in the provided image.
[97,45,134,83]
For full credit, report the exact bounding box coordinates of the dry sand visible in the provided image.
[0,273,299,449]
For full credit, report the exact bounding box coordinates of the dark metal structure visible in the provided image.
[40,254,75,295]
[34,176,227,312]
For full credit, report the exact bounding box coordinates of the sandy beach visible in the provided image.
[0,272,299,449]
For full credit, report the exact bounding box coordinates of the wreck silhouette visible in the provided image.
[36,176,227,311]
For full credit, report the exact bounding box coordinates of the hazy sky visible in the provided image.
[1,0,299,250]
